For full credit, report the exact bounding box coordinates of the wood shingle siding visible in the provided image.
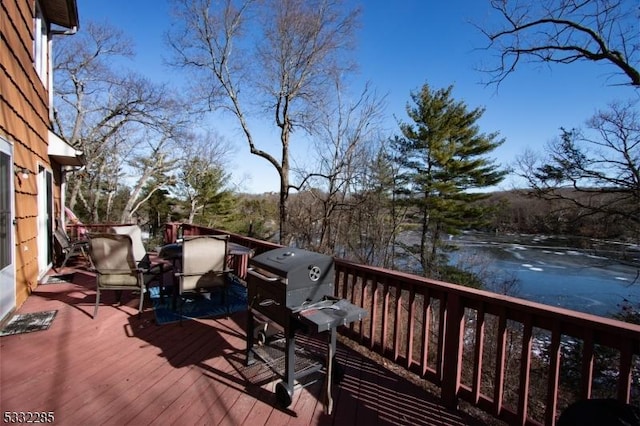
[0,0,60,309]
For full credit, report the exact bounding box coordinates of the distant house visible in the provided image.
[0,0,82,321]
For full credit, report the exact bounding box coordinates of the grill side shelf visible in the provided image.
[295,298,367,333]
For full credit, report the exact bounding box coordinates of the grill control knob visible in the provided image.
[309,265,321,281]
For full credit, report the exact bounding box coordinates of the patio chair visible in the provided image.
[110,225,170,288]
[174,235,232,320]
[87,233,145,319]
[53,224,89,270]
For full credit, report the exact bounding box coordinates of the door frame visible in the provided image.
[37,166,53,276]
[0,137,16,321]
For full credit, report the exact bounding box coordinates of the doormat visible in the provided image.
[0,310,58,336]
[40,274,74,284]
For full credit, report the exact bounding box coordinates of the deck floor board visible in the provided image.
[0,268,488,425]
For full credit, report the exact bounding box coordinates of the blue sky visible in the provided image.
[77,0,634,193]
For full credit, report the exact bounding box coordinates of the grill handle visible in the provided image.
[247,268,280,282]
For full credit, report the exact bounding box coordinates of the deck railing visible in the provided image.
[163,223,640,426]
[66,223,133,241]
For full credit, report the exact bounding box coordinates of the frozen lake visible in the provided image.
[449,232,640,318]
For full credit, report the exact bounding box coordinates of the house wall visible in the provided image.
[0,0,59,307]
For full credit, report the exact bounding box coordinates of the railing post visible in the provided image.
[441,292,464,409]
[163,222,179,244]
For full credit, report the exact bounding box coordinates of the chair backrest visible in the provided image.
[180,235,229,293]
[54,227,71,251]
[110,225,147,266]
[88,233,140,288]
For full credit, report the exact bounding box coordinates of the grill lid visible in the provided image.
[250,247,333,280]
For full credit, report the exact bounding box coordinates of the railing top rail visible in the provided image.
[168,222,281,253]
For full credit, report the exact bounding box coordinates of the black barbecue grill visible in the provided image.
[245,247,366,413]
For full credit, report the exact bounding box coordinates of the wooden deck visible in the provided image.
[1,266,490,426]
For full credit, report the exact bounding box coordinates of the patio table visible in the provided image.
[159,240,254,280]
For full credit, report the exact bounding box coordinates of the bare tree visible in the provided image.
[166,0,360,243]
[515,99,640,238]
[477,0,640,87]
[342,143,409,268]
[290,82,385,253]
[53,22,131,219]
[119,133,178,224]
[53,22,188,223]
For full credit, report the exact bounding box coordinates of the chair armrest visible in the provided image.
[174,268,233,278]
[142,261,172,273]
[96,268,145,274]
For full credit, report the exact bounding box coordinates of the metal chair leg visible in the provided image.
[138,288,144,319]
[93,288,100,319]
[60,252,71,269]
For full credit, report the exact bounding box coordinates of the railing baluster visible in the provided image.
[472,302,485,404]
[517,315,533,426]
[370,275,379,350]
[381,278,390,357]
[618,340,633,402]
[393,281,403,362]
[581,332,595,400]
[350,270,361,333]
[342,267,350,300]
[442,293,464,409]
[421,288,431,377]
[350,270,358,305]
[359,273,367,341]
[545,323,562,426]
[493,307,507,418]
[436,293,446,379]
[406,284,416,369]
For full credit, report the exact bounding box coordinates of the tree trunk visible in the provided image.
[420,200,430,277]
[278,121,291,245]
[279,173,289,245]
[188,199,197,224]
[67,177,82,213]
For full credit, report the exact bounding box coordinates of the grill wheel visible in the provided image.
[276,381,293,407]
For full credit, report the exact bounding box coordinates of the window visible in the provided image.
[33,2,48,86]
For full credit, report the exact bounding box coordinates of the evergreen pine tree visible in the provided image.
[393,84,507,278]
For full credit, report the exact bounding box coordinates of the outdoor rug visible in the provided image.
[150,278,247,325]
[0,310,58,336]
